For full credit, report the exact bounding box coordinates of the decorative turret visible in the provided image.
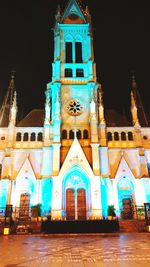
[0,71,16,127]
[130,74,140,127]
[98,84,105,125]
[9,90,17,127]
[55,5,61,22]
[55,91,61,120]
[90,92,96,118]
[44,89,51,125]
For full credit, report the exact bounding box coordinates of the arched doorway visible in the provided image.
[19,193,30,219]
[118,177,135,219]
[66,188,86,220]
[63,168,90,220]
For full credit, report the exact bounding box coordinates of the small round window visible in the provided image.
[66,99,83,116]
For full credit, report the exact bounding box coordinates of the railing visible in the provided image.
[0,206,148,223]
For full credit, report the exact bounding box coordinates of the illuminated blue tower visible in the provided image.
[46,0,103,220]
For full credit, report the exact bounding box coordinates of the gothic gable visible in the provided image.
[115,156,135,182]
[61,0,86,24]
[59,137,94,179]
[15,157,37,183]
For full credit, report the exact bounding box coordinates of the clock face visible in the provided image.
[66,99,83,116]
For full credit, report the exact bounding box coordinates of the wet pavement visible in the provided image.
[0,233,150,267]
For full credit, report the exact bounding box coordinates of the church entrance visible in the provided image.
[19,193,30,219]
[118,177,134,219]
[66,188,86,220]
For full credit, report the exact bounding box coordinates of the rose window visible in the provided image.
[67,99,83,116]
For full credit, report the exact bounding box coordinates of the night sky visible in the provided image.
[0,0,150,122]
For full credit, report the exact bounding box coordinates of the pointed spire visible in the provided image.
[9,90,17,127]
[130,72,148,126]
[44,90,51,125]
[85,5,91,23]
[55,91,61,119]
[131,71,137,91]
[55,5,61,22]
[0,71,16,127]
[98,84,105,125]
[90,91,96,115]
[130,72,140,127]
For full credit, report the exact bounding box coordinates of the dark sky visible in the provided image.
[0,0,150,121]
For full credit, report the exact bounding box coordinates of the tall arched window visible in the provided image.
[30,132,36,141]
[23,132,29,141]
[16,132,22,142]
[114,132,119,141]
[121,132,126,141]
[83,130,88,139]
[37,132,43,141]
[77,130,81,139]
[128,132,133,141]
[65,42,73,63]
[62,130,67,139]
[107,132,112,141]
[69,130,74,139]
[75,42,82,63]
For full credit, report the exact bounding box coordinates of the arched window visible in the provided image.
[121,132,126,141]
[62,130,67,139]
[83,130,88,139]
[76,69,84,77]
[69,130,74,139]
[75,42,82,63]
[107,132,112,141]
[77,130,81,139]
[16,132,22,142]
[23,132,28,141]
[128,132,133,141]
[114,132,119,141]
[65,42,73,63]
[37,132,43,141]
[30,132,36,141]
[65,68,73,77]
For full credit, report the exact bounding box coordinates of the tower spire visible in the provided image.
[98,84,105,125]
[9,90,17,127]
[0,71,16,127]
[131,72,148,126]
[130,72,140,127]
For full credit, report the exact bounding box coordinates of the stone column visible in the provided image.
[37,179,42,204]
[91,144,100,175]
[52,144,61,176]
[7,180,13,205]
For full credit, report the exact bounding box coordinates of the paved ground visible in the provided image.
[0,233,150,267]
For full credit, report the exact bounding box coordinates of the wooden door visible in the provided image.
[77,189,86,220]
[19,193,30,219]
[122,198,133,219]
[66,189,75,220]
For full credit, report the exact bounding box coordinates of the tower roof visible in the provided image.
[61,0,87,24]
[0,71,16,127]
[131,72,148,126]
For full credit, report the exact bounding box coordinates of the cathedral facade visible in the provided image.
[0,0,150,221]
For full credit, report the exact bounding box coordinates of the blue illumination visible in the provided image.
[142,179,150,202]
[0,179,9,207]
[41,178,52,216]
[101,178,109,218]
[63,166,90,191]
[117,177,134,210]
